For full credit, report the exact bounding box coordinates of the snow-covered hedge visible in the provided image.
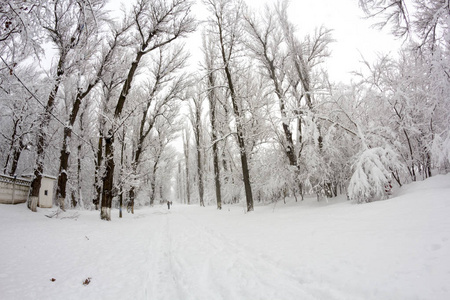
[348,146,405,203]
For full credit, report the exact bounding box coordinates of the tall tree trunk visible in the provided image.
[56,80,100,207]
[149,158,160,206]
[149,161,160,206]
[426,152,432,178]
[211,134,222,209]
[217,26,254,212]
[207,71,222,209]
[93,135,103,210]
[100,50,144,220]
[9,139,25,176]
[183,130,191,205]
[119,128,126,218]
[149,179,156,206]
[99,0,195,219]
[128,104,156,211]
[3,119,19,175]
[29,54,65,211]
[403,129,416,181]
[101,131,115,220]
[76,142,82,207]
[56,127,71,209]
[177,162,184,203]
[193,102,205,207]
[195,141,204,207]
[253,28,297,167]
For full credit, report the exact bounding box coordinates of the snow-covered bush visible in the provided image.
[348,146,405,203]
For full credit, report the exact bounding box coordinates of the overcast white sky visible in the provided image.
[277,0,402,82]
[184,0,403,83]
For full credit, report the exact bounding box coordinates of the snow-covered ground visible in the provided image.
[1,174,449,300]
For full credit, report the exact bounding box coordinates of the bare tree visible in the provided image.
[56,9,127,210]
[204,0,254,211]
[92,70,125,210]
[0,66,41,176]
[275,0,334,198]
[100,0,195,220]
[359,0,450,50]
[0,0,44,65]
[182,127,191,205]
[148,114,179,206]
[245,6,296,168]
[189,85,205,207]
[29,0,104,211]
[202,33,222,209]
[127,46,189,211]
[358,0,410,38]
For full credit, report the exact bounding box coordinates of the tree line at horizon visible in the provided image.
[1,0,449,220]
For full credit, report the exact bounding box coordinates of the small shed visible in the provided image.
[38,175,57,208]
[21,174,57,208]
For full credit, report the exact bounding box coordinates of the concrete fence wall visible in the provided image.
[0,174,31,204]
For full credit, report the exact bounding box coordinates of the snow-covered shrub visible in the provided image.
[348,146,405,203]
[251,146,293,203]
[431,133,450,173]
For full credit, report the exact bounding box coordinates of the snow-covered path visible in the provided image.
[1,174,450,300]
[143,209,354,300]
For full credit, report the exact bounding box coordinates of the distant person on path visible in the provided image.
[167,200,171,210]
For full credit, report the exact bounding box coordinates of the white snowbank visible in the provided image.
[1,174,449,299]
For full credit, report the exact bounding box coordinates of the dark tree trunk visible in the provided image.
[128,105,154,211]
[214,9,254,211]
[185,164,191,205]
[149,159,160,206]
[29,55,65,211]
[183,132,191,205]
[193,105,204,207]
[71,190,77,208]
[212,141,222,209]
[77,142,82,205]
[177,162,184,203]
[119,129,125,218]
[149,180,156,206]
[127,165,139,212]
[100,50,145,220]
[128,189,135,214]
[207,72,222,209]
[219,45,253,212]
[56,82,98,207]
[56,127,71,207]
[210,116,222,210]
[98,0,195,219]
[426,152,432,178]
[93,135,103,210]
[264,45,297,168]
[391,170,402,187]
[3,119,19,175]
[29,43,70,211]
[196,143,204,207]
[9,139,25,176]
[101,131,115,220]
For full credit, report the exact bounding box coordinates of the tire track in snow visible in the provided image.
[143,208,359,300]
[177,214,358,300]
[143,210,187,300]
[170,211,361,300]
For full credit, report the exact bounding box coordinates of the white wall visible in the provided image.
[0,175,30,204]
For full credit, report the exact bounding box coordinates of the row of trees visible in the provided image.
[1,0,449,219]
[177,0,449,207]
